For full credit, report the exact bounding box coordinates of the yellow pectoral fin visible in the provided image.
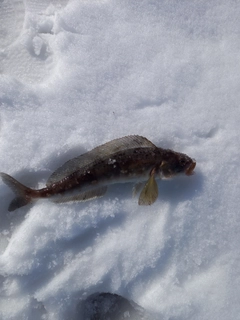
[138,174,158,205]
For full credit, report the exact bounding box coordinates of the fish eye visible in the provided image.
[179,158,186,166]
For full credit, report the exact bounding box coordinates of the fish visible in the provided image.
[0,135,196,212]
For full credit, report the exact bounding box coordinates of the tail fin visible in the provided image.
[0,172,34,212]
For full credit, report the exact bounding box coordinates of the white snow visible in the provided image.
[1,0,240,319]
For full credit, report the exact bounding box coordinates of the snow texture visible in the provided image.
[0,0,240,319]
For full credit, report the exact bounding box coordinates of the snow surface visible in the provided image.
[1,0,240,319]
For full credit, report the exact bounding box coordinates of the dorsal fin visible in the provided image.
[47,135,156,186]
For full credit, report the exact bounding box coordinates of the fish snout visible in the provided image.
[185,160,196,175]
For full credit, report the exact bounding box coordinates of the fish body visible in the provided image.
[0,135,196,211]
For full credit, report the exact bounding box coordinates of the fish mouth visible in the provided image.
[185,161,196,176]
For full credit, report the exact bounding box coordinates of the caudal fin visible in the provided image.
[0,172,34,211]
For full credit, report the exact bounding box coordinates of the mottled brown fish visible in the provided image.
[0,135,196,211]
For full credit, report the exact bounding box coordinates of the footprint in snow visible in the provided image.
[0,0,68,84]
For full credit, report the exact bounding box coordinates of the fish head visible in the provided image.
[160,151,196,178]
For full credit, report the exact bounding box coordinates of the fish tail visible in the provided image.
[0,172,36,212]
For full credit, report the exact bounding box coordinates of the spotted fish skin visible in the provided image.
[0,135,196,211]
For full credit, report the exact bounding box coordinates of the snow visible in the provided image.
[0,0,240,319]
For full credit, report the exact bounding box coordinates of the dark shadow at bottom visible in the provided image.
[75,292,152,320]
